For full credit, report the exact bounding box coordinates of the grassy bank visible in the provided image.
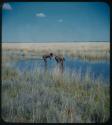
[2,65,110,123]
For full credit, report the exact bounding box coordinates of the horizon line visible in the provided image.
[2,41,109,43]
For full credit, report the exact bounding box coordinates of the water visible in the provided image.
[6,56,110,82]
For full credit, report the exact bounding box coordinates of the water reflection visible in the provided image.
[5,57,110,82]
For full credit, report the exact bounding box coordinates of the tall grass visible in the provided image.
[2,64,110,123]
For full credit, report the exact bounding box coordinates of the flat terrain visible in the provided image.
[2,42,109,51]
[2,42,110,61]
[2,42,110,123]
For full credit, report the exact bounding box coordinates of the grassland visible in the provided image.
[2,65,110,123]
[2,42,110,61]
[1,42,110,123]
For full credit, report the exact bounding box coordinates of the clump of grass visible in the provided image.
[2,66,19,80]
[2,64,110,123]
[68,50,110,61]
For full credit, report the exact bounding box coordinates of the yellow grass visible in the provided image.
[2,42,110,61]
[2,42,109,51]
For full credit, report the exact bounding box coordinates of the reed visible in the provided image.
[2,64,110,123]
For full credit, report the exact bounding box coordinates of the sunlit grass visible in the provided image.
[2,64,110,123]
[2,42,110,122]
[2,42,110,61]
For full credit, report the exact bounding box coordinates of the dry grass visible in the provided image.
[1,42,110,123]
[2,42,109,53]
[2,42,110,61]
[2,65,110,123]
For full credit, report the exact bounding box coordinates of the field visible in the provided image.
[2,42,110,123]
[2,42,110,61]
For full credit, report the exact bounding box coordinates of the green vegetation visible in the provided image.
[2,65,110,123]
[2,43,110,123]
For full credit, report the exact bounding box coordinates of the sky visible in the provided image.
[2,2,110,43]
